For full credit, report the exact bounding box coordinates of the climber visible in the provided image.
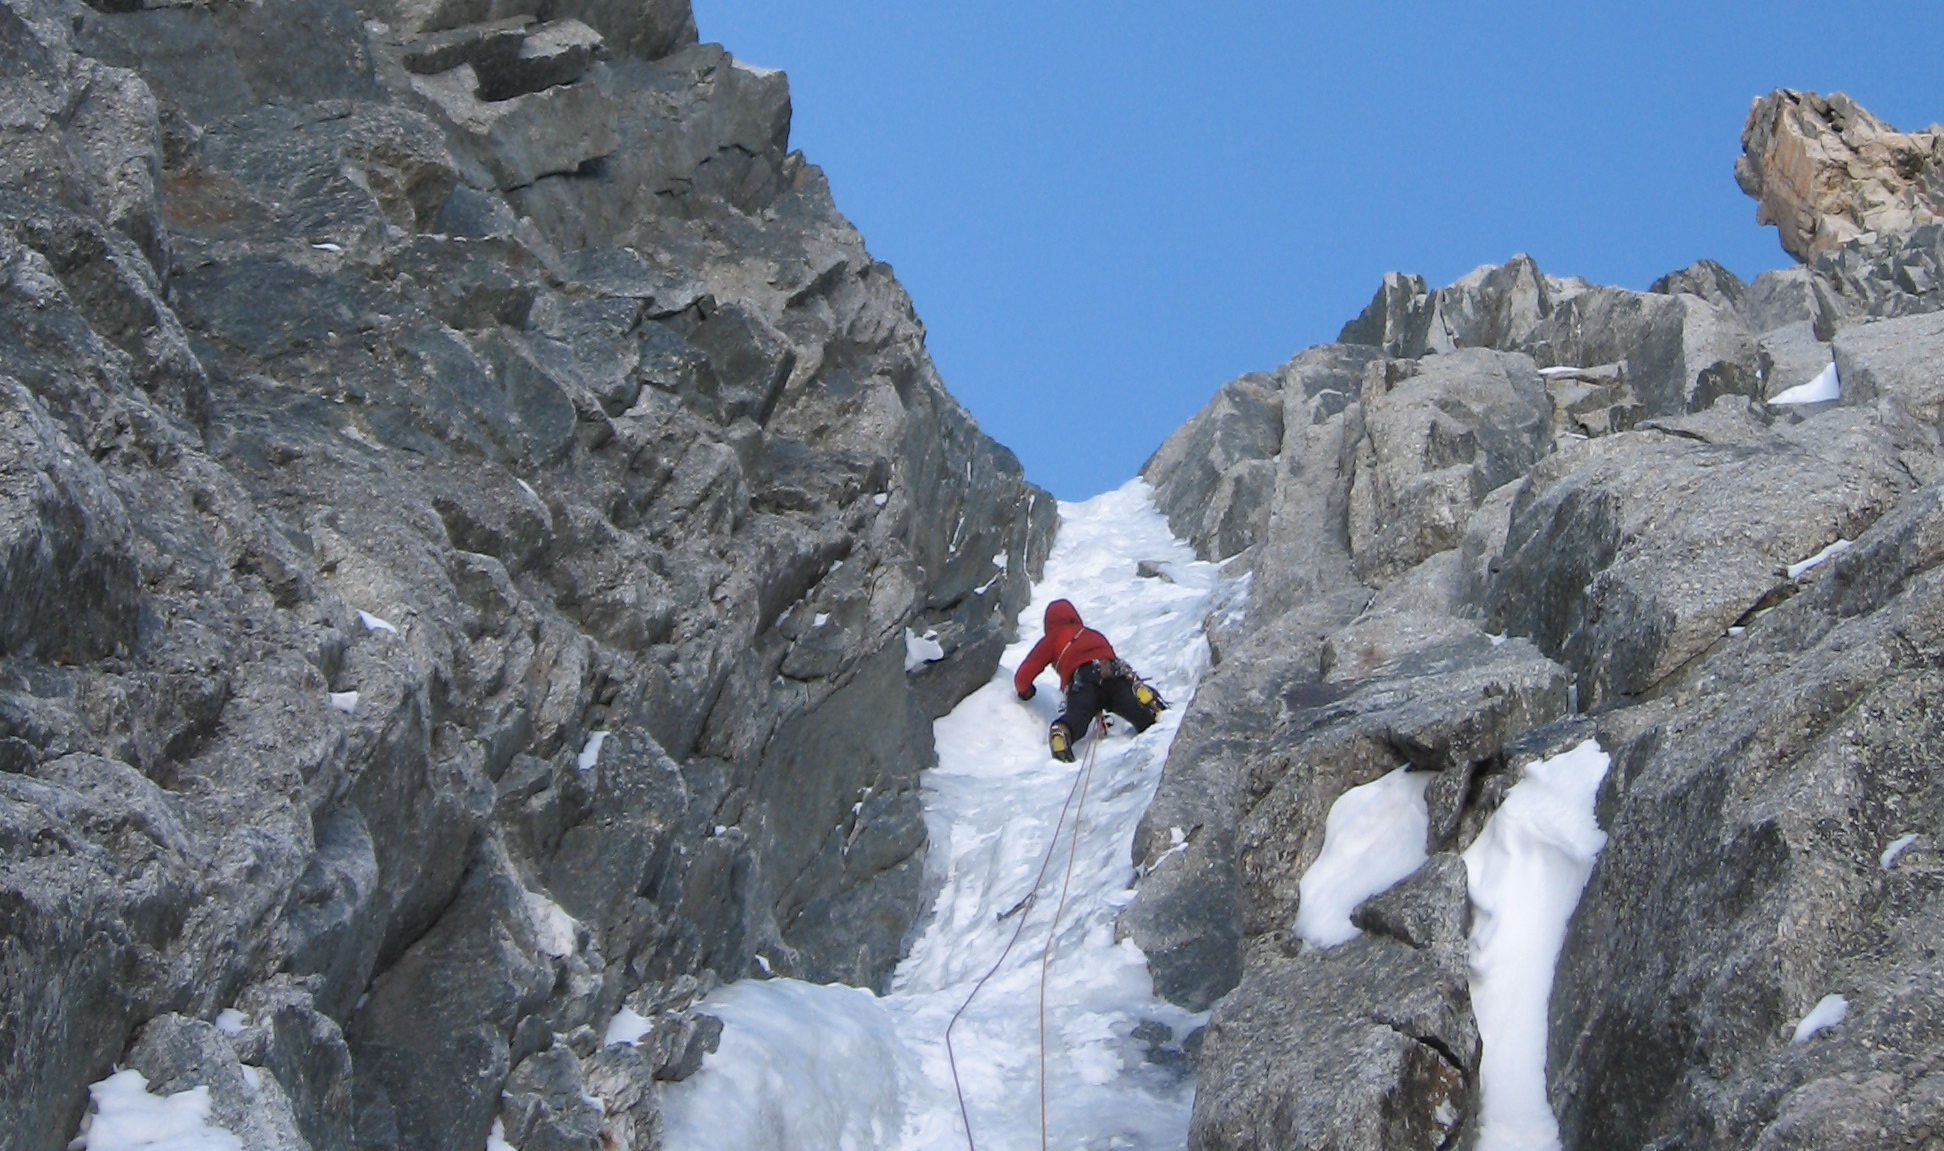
[1013,599,1166,762]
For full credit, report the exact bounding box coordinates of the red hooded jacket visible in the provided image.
[1014,599,1116,695]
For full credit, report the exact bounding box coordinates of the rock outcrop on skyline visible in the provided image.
[0,0,1051,1147]
[1134,87,1944,1151]
[1738,88,1944,263]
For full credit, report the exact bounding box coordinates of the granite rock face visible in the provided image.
[1738,88,1944,263]
[1135,90,1944,1150]
[0,0,1052,1147]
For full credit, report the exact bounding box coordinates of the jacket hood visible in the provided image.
[1044,599,1083,630]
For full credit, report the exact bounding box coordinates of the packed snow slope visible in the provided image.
[662,480,1235,1151]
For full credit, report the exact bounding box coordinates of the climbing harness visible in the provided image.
[945,713,1108,1151]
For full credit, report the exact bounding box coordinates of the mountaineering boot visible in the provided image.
[1048,722,1076,763]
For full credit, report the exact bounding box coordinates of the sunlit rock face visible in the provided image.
[0,0,1052,1145]
[1737,88,1944,263]
[1133,92,1944,1151]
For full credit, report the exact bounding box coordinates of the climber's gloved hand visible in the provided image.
[1017,684,1035,701]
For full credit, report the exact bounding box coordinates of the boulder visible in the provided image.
[1738,88,1944,262]
[500,1046,604,1151]
[0,754,202,1150]
[1756,320,1833,400]
[1523,284,1763,418]
[543,0,696,63]
[1489,400,1912,707]
[1344,349,1551,586]
[226,978,359,1151]
[1235,632,1567,937]
[1743,266,1833,335]
[123,1015,310,1151]
[0,193,207,425]
[345,842,563,1151]
[401,17,605,102]
[1141,371,1282,561]
[407,62,618,190]
[1249,344,1381,612]
[1337,254,1760,420]
[501,43,795,246]
[1832,310,1944,476]
[1190,859,1476,1151]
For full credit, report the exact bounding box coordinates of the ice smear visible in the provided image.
[523,892,580,958]
[71,1069,243,1151]
[1882,833,1920,870]
[1294,766,1431,949]
[213,1009,247,1036]
[1463,738,1611,1151]
[1769,363,1840,405]
[662,479,1226,1151]
[357,610,397,635]
[902,628,945,672]
[1791,994,1849,1044]
[576,731,608,772]
[1787,538,1853,580]
[326,691,358,715]
[604,1008,652,1047]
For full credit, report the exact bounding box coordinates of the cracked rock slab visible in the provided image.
[409,62,617,190]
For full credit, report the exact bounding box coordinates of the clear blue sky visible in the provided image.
[690,1,1944,499]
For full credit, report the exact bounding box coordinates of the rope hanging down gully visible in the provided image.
[945,714,1108,1151]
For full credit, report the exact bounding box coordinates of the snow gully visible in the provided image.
[659,480,1228,1151]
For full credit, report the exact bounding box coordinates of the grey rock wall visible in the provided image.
[1134,107,1944,1145]
[0,0,1052,1146]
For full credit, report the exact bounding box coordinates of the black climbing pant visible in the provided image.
[1055,660,1158,741]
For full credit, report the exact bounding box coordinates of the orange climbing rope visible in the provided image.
[945,714,1108,1151]
[1040,716,1104,1150]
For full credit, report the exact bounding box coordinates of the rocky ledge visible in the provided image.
[0,0,1052,1148]
[1129,89,1944,1150]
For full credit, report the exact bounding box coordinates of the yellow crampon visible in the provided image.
[1048,722,1076,763]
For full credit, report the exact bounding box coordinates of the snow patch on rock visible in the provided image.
[1464,738,1611,1151]
[71,1069,243,1151]
[1294,766,1432,949]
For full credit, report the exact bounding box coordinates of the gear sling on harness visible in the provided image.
[1050,644,1165,762]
